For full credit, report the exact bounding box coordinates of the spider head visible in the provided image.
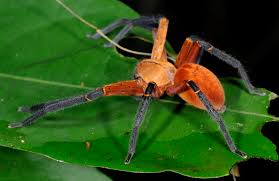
[135,59,176,97]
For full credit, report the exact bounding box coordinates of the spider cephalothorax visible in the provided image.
[9,15,265,164]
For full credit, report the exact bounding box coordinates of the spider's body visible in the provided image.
[174,63,225,111]
[135,59,176,97]
[9,15,265,164]
[136,58,225,111]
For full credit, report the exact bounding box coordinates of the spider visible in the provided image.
[8,16,265,164]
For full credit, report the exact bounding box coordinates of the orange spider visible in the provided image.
[9,16,265,164]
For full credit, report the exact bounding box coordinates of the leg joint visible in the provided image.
[186,80,200,93]
[84,94,92,101]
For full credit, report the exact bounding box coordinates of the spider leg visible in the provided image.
[187,37,265,96]
[9,80,144,128]
[8,89,103,128]
[87,19,130,39]
[124,20,168,162]
[18,99,66,113]
[125,82,156,164]
[196,48,204,65]
[150,17,169,61]
[166,80,188,96]
[175,37,204,67]
[103,24,133,47]
[87,15,163,47]
[186,80,247,159]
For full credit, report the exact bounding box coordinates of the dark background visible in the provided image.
[100,0,279,180]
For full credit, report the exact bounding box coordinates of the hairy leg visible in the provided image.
[9,80,144,128]
[87,15,163,47]
[8,89,103,128]
[175,37,204,67]
[125,82,156,164]
[185,36,265,96]
[186,80,247,158]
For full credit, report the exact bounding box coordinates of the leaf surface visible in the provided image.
[0,146,112,181]
[0,0,278,178]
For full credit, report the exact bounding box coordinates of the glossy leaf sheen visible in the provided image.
[0,0,278,178]
[0,147,112,181]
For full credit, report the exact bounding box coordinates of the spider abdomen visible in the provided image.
[175,63,225,111]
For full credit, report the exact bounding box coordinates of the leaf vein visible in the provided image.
[1,72,278,121]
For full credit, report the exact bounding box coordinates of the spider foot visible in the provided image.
[18,106,32,113]
[86,32,107,40]
[8,118,36,128]
[234,149,248,159]
[250,88,266,96]
[8,121,25,128]
[8,111,45,128]
[124,152,134,164]
[103,42,114,48]
[86,18,132,47]
[87,16,162,47]
[18,105,45,113]
[18,102,52,113]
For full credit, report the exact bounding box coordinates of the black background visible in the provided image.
[100,0,279,180]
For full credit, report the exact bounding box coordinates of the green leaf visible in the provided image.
[0,0,278,178]
[0,146,112,181]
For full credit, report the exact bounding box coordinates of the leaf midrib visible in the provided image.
[1,72,278,121]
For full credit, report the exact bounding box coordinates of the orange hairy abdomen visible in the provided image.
[175,63,225,110]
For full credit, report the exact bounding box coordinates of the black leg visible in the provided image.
[87,15,163,47]
[187,80,247,159]
[18,100,63,113]
[124,82,155,164]
[188,36,265,96]
[196,48,204,65]
[103,24,133,47]
[185,35,204,65]
[87,19,130,40]
[8,89,104,128]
